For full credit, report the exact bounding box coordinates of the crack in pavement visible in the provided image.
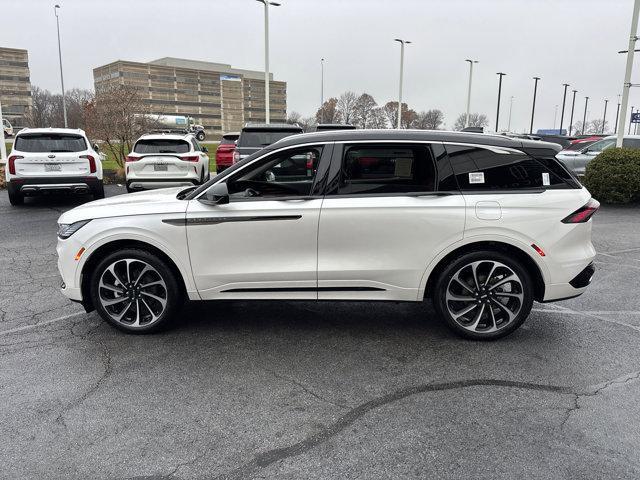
[561,370,640,429]
[262,367,352,410]
[212,379,574,480]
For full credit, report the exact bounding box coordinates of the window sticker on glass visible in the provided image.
[394,157,413,178]
[542,172,550,186]
[469,172,485,184]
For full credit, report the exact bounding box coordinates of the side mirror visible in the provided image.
[202,146,208,153]
[201,182,229,205]
[93,143,100,151]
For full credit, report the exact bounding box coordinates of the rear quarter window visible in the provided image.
[445,145,569,190]
[14,134,87,153]
[134,139,190,154]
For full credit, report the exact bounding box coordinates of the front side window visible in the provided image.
[15,134,86,153]
[336,144,436,195]
[227,146,323,199]
[585,138,615,153]
[134,139,190,154]
[446,145,567,190]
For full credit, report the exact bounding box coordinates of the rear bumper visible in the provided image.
[542,263,595,302]
[9,176,101,195]
[127,178,199,190]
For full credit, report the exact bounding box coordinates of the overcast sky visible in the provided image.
[2,0,638,132]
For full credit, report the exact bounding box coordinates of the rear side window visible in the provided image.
[15,134,86,153]
[134,139,190,154]
[336,144,436,195]
[445,145,567,190]
[238,130,301,148]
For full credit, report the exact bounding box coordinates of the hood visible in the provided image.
[58,187,189,224]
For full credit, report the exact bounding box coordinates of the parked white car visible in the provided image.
[556,134,640,175]
[125,132,210,192]
[56,130,597,340]
[5,127,104,206]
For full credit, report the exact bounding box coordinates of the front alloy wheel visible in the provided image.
[434,251,533,340]
[91,249,181,333]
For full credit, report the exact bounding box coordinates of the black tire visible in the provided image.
[93,182,105,199]
[196,131,205,141]
[432,250,534,340]
[7,183,24,206]
[90,248,183,334]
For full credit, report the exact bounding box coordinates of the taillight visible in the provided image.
[7,155,23,175]
[232,151,240,164]
[181,155,199,162]
[125,155,140,162]
[561,198,600,224]
[80,154,96,173]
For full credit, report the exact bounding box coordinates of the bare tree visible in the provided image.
[84,84,152,168]
[299,116,317,132]
[453,112,489,131]
[316,97,342,124]
[368,107,388,129]
[286,111,302,125]
[588,119,609,135]
[414,109,444,130]
[383,101,417,128]
[336,91,358,125]
[353,93,378,128]
[66,88,94,128]
[27,86,93,129]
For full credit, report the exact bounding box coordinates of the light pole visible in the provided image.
[617,0,640,146]
[568,89,577,136]
[530,76,540,134]
[0,100,6,162]
[582,96,589,134]
[54,4,67,128]
[495,72,506,132]
[394,39,411,129]
[464,59,478,128]
[256,0,281,124]
[320,58,325,123]
[553,105,558,130]
[602,99,609,133]
[507,96,514,131]
[559,83,569,135]
[614,94,621,133]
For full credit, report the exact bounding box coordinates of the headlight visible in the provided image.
[57,220,91,239]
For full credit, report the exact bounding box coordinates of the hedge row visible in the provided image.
[583,147,640,204]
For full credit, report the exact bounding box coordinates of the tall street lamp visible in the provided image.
[614,94,621,132]
[530,76,540,134]
[256,0,281,124]
[495,72,506,132]
[54,4,67,128]
[568,89,578,136]
[394,39,411,129]
[582,96,589,134]
[320,58,325,123]
[553,105,558,130]
[0,100,6,162]
[602,99,609,133]
[559,83,569,135]
[464,59,478,128]
[617,0,640,146]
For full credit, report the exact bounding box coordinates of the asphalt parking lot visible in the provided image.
[1,185,639,479]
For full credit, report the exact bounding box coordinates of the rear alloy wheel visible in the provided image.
[90,249,181,333]
[433,251,533,340]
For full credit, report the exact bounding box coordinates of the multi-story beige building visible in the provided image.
[93,57,287,138]
[0,47,32,128]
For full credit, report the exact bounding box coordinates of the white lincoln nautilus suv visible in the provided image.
[56,130,598,339]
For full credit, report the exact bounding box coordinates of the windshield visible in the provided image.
[237,130,301,148]
[134,139,190,154]
[565,141,595,151]
[15,134,86,153]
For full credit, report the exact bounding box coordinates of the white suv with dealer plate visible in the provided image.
[125,132,210,192]
[5,127,104,205]
[56,130,598,340]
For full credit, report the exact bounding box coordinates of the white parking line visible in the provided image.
[533,306,640,333]
[0,311,85,337]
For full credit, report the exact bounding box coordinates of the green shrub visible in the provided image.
[583,147,640,204]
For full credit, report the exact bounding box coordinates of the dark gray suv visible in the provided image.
[233,123,303,164]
